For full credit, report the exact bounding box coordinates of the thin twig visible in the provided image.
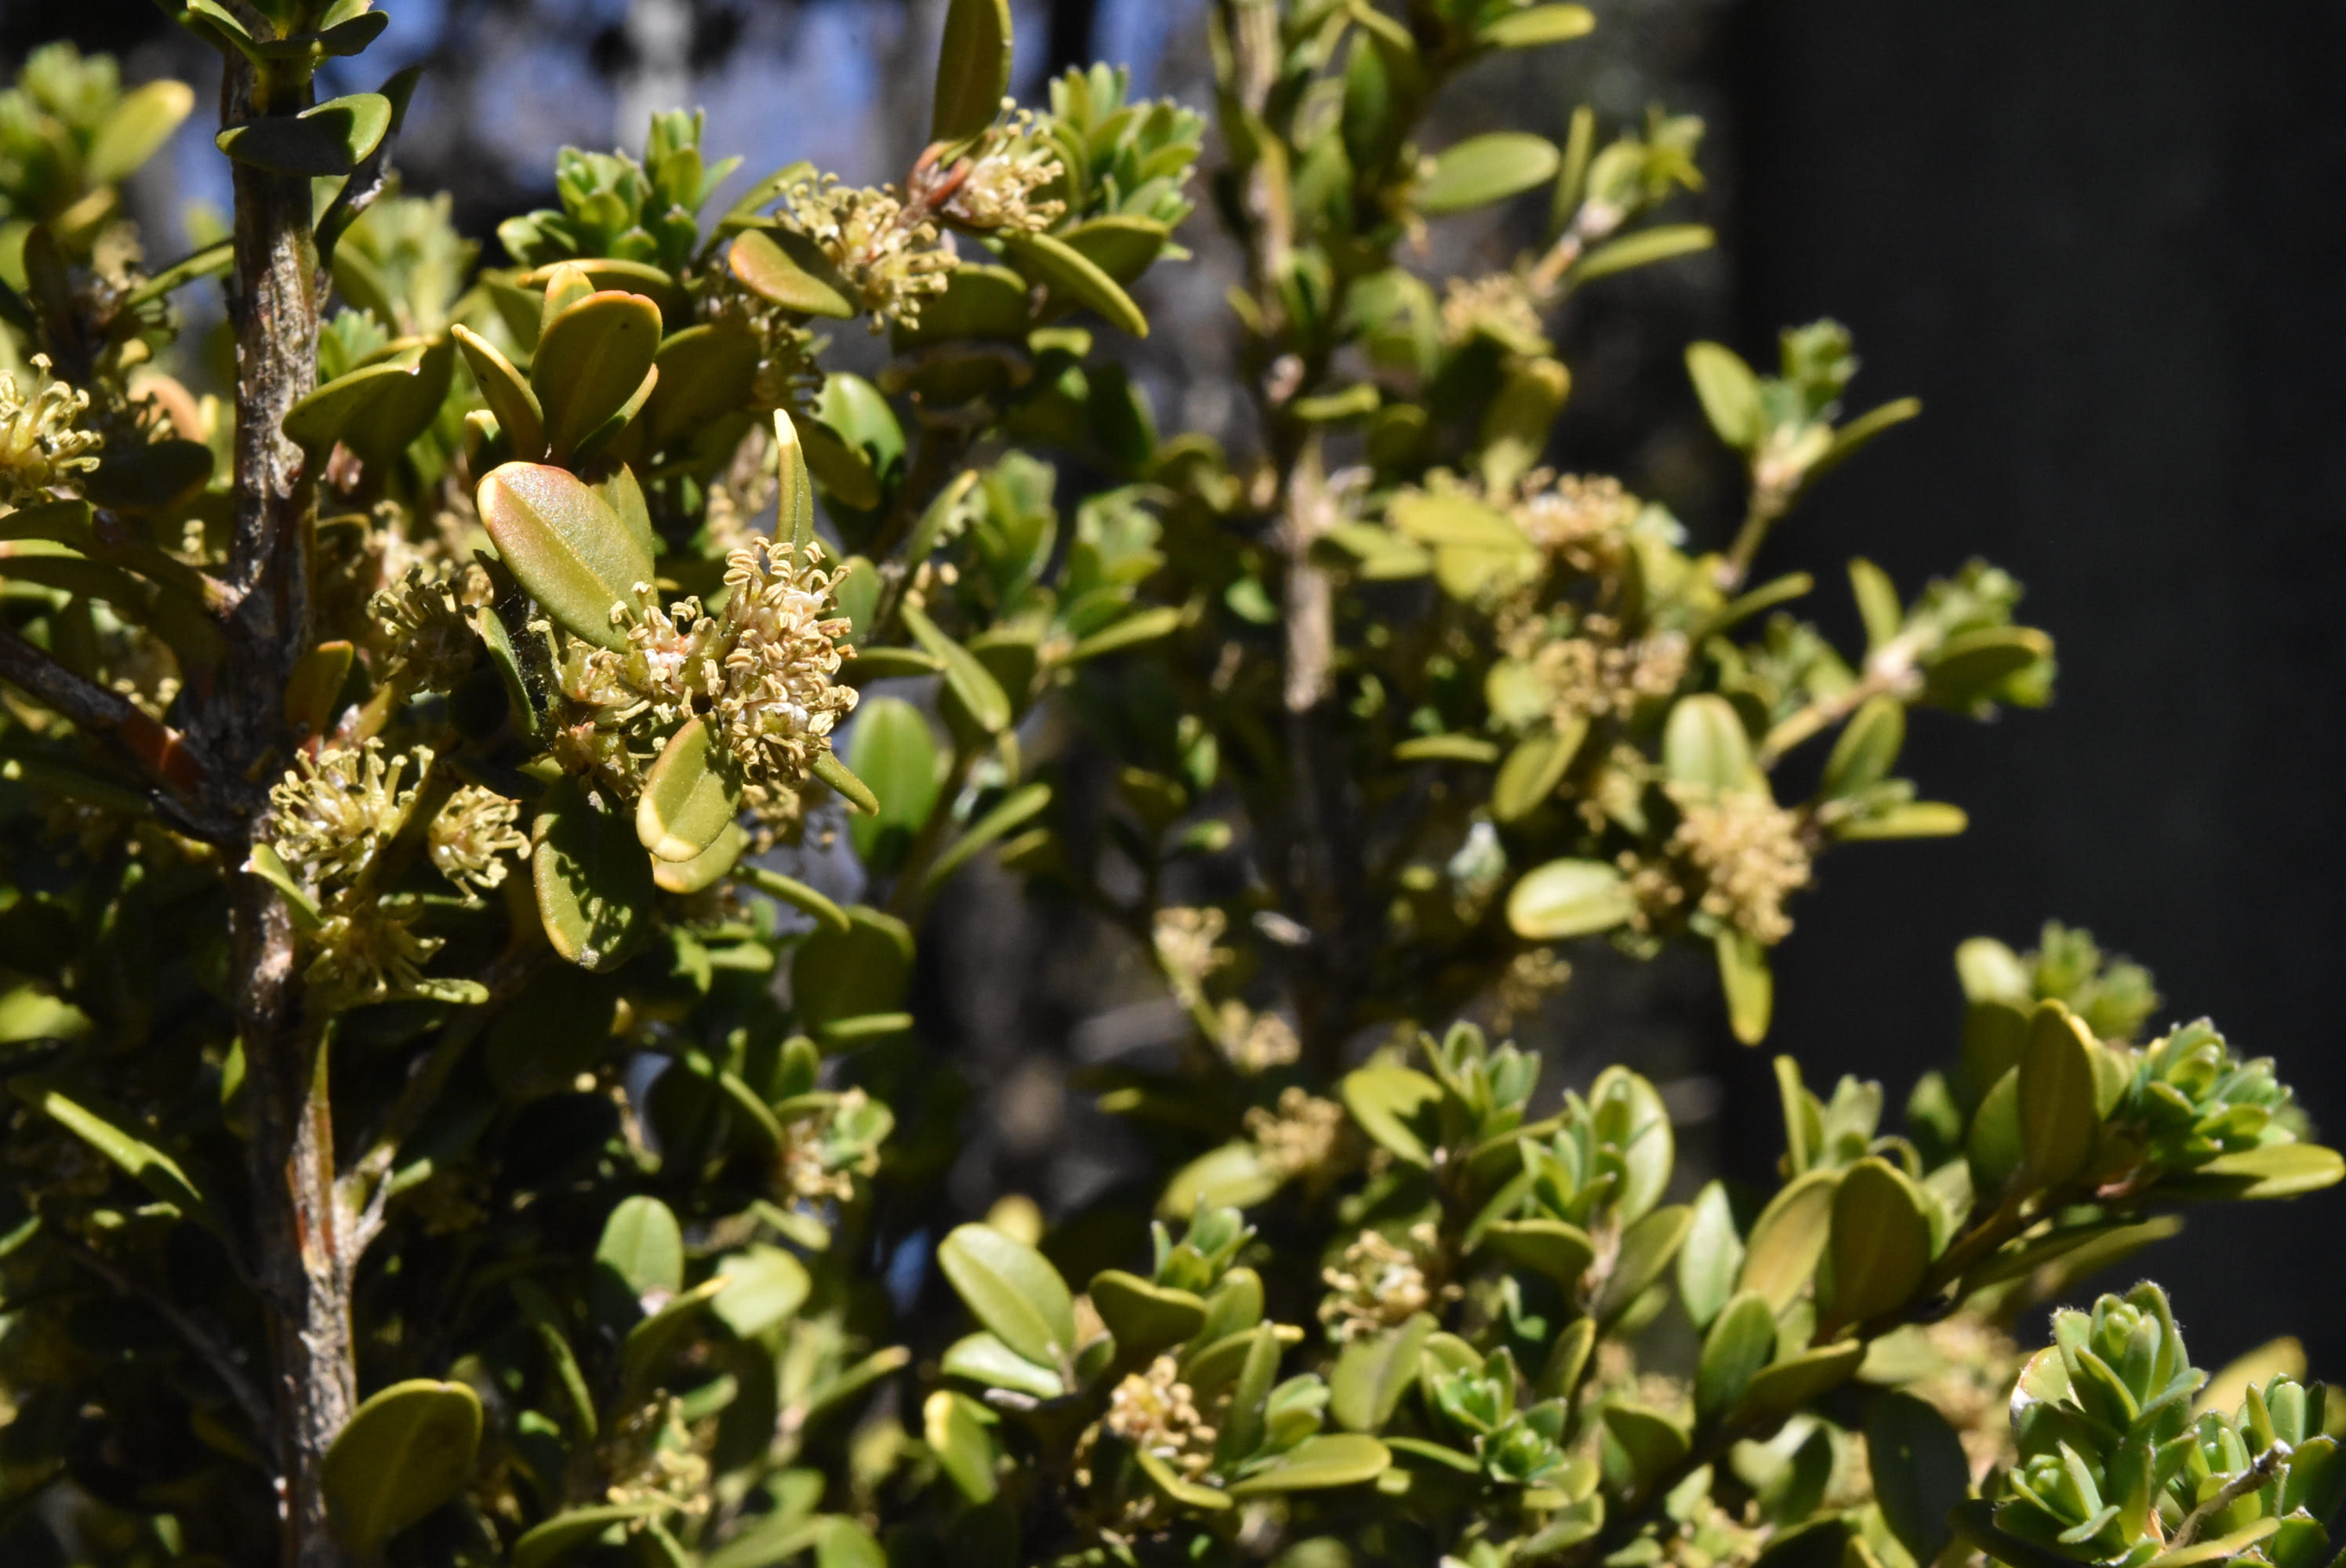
[2170,1444,2289,1551]
[60,1238,276,1446]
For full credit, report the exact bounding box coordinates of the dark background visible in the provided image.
[11,0,2345,1368]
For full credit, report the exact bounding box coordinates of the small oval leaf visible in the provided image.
[321,1379,483,1556]
[478,463,655,652]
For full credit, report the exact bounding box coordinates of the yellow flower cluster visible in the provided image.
[780,174,956,330]
[940,112,1067,233]
[566,535,859,797]
[1103,1355,1216,1475]
[0,354,103,503]
[1244,1087,1345,1184]
[1626,783,1814,946]
[1440,272,1546,353]
[262,739,423,891]
[1320,1222,1450,1343]
[426,785,527,902]
[370,561,487,693]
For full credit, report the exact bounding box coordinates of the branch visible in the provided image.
[0,623,235,840]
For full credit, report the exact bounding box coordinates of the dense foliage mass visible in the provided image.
[0,3,2335,1566]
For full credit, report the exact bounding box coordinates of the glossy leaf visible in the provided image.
[1827,1156,1933,1325]
[1507,858,1636,939]
[532,290,665,460]
[478,463,653,651]
[1665,694,1752,790]
[215,93,390,176]
[1738,1167,1839,1313]
[924,1389,998,1503]
[1739,1341,1864,1417]
[1092,1270,1207,1359]
[1418,132,1560,214]
[1002,230,1148,337]
[1339,1063,1440,1167]
[937,1223,1076,1370]
[1686,342,1764,449]
[451,324,546,460]
[1480,5,1596,46]
[1678,1180,1746,1329]
[728,229,854,318]
[2017,1001,2099,1190]
[87,81,195,183]
[942,1331,1066,1399]
[1226,1433,1391,1495]
[1868,1391,1970,1563]
[532,778,656,971]
[1331,1314,1435,1433]
[932,0,1013,143]
[637,717,743,863]
[902,602,1011,733]
[1717,929,1774,1045]
[321,1380,482,1556]
[1696,1291,1777,1423]
[712,1245,812,1339]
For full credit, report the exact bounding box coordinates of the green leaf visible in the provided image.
[2017,1001,2098,1190]
[1001,230,1148,337]
[1507,858,1636,939]
[728,229,854,318]
[637,717,743,863]
[532,779,656,971]
[1738,1167,1839,1312]
[844,696,939,866]
[88,80,196,184]
[1664,694,1752,790]
[321,1380,482,1557]
[932,0,1014,143]
[1331,1313,1435,1433]
[215,93,390,176]
[1491,720,1586,822]
[597,1194,685,1301]
[937,1223,1076,1370]
[478,463,655,652]
[1849,558,1903,651]
[1685,342,1764,450]
[1835,801,1968,841]
[1091,1270,1208,1359]
[733,865,852,935]
[2160,1143,2346,1202]
[1065,605,1182,662]
[1826,1156,1933,1326]
[1418,132,1560,214]
[942,1331,1066,1399]
[1738,1341,1864,1417]
[1571,223,1716,285]
[1867,1391,1970,1563]
[1156,1142,1280,1217]
[1678,1180,1745,1330]
[531,291,665,461]
[1949,1500,2081,1568]
[1716,929,1774,1046]
[918,782,1051,898]
[1479,5,1596,46]
[651,820,746,895]
[1393,734,1499,764]
[1820,696,1905,799]
[1481,1218,1595,1288]
[1696,1292,1777,1424]
[924,1389,998,1503]
[13,1080,209,1219]
[1603,1403,1690,1488]
[1134,1446,1232,1511]
[1813,397,1923,482]
[1058,215,1172,286]
[810,750,879,815]
[282,352,429,456]
[452,324,546,462]
[1389,491,1525,549]
[513,1504,663,1568]
[1598,1203,1694,1320]
[644,323,762,452]
[791,906,914,1033]
[1338,1063,1440,1167]
[712,1245,812,1339]
[1226,1433,1390,1495]
[814,1518,887,1568]
[902,602,1011,733]
[245,843,323,930]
